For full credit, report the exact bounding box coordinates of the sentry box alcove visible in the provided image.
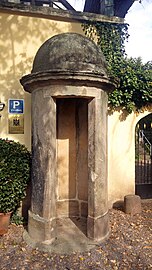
[20,33,115,253]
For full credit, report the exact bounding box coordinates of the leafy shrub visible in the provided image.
[0,138,31,213]
[108,58,152,113]
[83,23,152,113]
[11,210,25,225]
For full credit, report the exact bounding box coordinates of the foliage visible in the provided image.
[82,22,152,113]
[11,210,25,225]
[0,139,31,213]
[82,22,129,76]
[109,58,152,113]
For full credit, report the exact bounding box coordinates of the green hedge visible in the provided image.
[0,139,31,213]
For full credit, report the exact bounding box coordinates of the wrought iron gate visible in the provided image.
[135,122,152,198]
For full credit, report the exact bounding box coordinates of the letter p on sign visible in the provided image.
[13,101,20,109]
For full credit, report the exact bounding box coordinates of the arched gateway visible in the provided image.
[20,33,115,253]
[135,113,152,199]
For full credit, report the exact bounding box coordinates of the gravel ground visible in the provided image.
[0,200,151,270]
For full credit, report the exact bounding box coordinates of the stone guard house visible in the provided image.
[0,1,151,215]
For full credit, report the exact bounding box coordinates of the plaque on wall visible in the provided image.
[8,114,24,134]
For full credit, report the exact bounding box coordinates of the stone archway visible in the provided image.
[20,33,115,253]
[135,113,152,199]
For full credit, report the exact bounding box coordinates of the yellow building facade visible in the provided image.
[0,11,84,150]
[108,108,152,207]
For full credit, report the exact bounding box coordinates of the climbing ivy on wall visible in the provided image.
[82,22,152,113]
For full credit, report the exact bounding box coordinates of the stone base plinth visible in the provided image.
[28,210,56,243]
[24,217,108,254]
[87,212,109,241]
[124,194,141,215]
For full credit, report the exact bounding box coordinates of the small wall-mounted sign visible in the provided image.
[8,114,24,134]
[8,99,24,114]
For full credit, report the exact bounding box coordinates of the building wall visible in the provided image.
[108,107,152,207]
[0,11,151,207]
[0,12,83,149]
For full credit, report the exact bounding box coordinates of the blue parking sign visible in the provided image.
[9,99,24,114]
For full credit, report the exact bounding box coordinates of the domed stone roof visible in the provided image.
[32,33,107,77]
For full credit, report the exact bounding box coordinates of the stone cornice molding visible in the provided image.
[0,2,124,24]
[20,70,116,93]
